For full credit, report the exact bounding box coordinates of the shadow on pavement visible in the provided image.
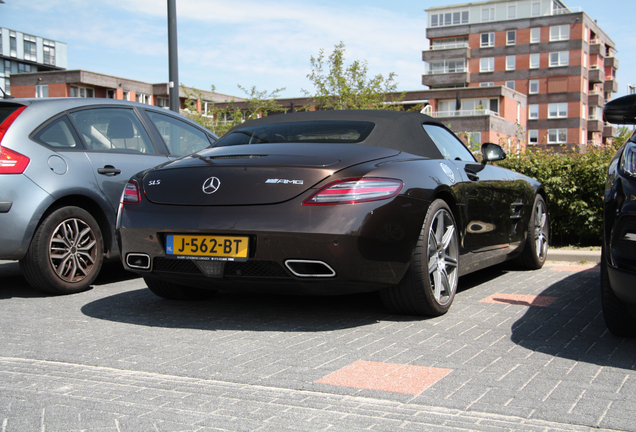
[0,260,139,299]
[510,266,636,369]
[80,265,507,332]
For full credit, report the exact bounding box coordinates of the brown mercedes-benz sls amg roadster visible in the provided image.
[116,110,548,316]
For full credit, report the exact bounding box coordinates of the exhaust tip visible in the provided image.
[126,253,151,270]
[285,260,336,278]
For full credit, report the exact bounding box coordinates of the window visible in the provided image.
[17,63,33,73]
[69,108,156,153]
[480,82,494,87]
[531,28,541,43]
[529,80,540,94]
[532,1,541,16]
[507,30,516,45]
[23,35,37,62]
[582,103,587,119]
[583,53,587,68]
[466,131,481,149]
[548,129,567,143]
[9,31,17,57]
[136,93,151,104]
[549,51,569,67]
[508,4,516,19]
[528,130,539,144]
[481,33,495,47]
[480,57,495,72]
[481,7,495,22]
[43,40,55,65]
[70,86,94,98]
[422,124,476,162]
[530,53,540,69]
[430,10,468,27]
[35,85,48,98]
[506,81,515,90]
[529,104,539,119]
[548,103,568,118]
[147,111,213,156]
[33,116,81,149]
[157,97,169,108]
[506,56,516,71]
[426,59,466,74]
[550,25,570,41]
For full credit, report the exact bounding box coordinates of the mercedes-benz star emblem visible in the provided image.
[202,177,221,194]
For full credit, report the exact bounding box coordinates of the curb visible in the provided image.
[547,248,601,263]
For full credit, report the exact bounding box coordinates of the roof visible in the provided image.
[227,110,446,159]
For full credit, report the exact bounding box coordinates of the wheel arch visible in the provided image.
[37,195,116,259]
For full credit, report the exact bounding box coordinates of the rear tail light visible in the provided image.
[0,106,29,174]
[303,178,403,205]
[0,146,30,174]
[121,179,141,205]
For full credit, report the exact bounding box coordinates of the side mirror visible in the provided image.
[604,94,636,125]
[481,143,506,163]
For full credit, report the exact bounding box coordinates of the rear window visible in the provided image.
[0,105,22,125]
[215,120,375,147]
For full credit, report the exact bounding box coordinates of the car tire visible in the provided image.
[380,199,459,316]
[513,194,549,270]
[20,206,104,295]
[600,248,636,337]
[143,276,217,301]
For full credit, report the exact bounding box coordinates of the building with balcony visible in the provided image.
[422,0,619,148]
[1,27,67,96]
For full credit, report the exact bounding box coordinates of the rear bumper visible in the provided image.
[0,175,53,260]
[118,195,429,292]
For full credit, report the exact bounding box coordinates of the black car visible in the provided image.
[116,110,548,316]
[601,94,636,336]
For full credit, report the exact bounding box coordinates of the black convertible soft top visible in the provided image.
[220,110,446,159]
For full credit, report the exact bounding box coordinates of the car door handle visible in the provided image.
[97,166,122,176]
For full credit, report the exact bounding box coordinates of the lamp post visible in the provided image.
[167,0,179,113]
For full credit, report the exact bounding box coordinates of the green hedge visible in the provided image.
[496,147,614,246]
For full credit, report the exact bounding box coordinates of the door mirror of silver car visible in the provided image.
[481,143,506,164]
[604,94,636,125]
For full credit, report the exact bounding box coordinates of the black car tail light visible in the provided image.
[122,179,141,205]
[303,178,403,205]
[0,106,29,175]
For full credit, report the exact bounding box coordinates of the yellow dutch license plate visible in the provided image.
[166,235,249,260]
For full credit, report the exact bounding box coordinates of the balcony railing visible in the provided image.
[424,67,468,75]
[433,109,498,118]
[432,42,470,50]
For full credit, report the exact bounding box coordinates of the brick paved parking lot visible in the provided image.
[1,259,635,431]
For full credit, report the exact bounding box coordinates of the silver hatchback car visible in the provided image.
[0,97,217,294]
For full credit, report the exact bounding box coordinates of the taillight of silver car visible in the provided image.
[303,178,403,205]
[0,106,29,175]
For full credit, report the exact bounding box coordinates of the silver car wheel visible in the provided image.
[533,199,549,261]
[427,208,459,306]
[49,217,98,283]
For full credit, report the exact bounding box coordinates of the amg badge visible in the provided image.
[265,179,304,185]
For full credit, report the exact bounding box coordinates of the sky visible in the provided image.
[1,0,635,99]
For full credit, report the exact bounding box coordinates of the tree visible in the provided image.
[182,84,286,136]
[303,42,404,110]
[611,126,634,150]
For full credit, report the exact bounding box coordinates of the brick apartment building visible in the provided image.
[422,0,619,149]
